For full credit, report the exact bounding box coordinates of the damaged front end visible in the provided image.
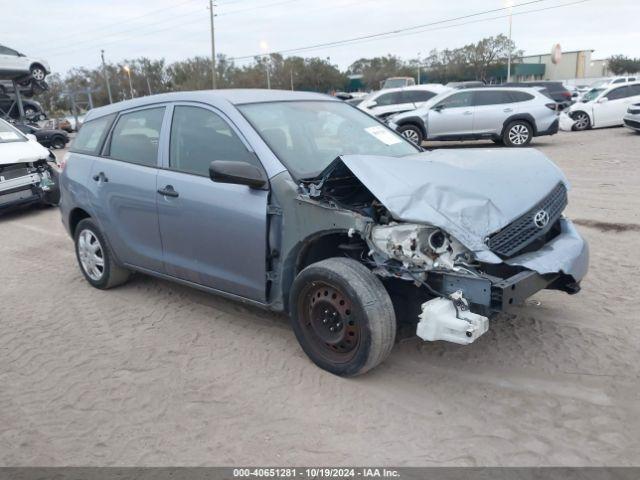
[0,157,60,211]
[298,152,589,346]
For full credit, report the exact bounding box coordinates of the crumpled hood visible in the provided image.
[338,148,569,253]
[0,140,50,166]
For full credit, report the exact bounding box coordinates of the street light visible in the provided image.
[123,65,134,99]
[260,40,271,89]
[505,0,513,82]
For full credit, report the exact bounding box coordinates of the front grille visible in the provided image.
[624,118,640,129]
[488,183,567,258]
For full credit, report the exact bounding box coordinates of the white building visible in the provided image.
[517,49,610,83]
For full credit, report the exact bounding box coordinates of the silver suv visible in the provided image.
[388,87,559,147]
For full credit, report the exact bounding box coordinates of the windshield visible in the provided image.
[0,121,26,144]
[238,101,419,179]
[581,88,605,102]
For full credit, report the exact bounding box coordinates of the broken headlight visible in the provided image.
[369,223,469,270]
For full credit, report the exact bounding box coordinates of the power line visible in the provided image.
[229,0,592,61]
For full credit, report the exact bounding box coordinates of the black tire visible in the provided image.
[571,111,591,131]
[502,120,533,147]
[51,136,66,149]
[74,218,130,289]
[290,257,396,376]
[30,64,47,82]
[397,124,424,145]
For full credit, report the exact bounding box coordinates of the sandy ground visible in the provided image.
[1,127,639,467]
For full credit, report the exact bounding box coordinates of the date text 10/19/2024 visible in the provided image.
[233,468,401,478]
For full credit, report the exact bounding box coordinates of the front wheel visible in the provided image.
[397,124,424,145]
[51,136,66,149]
[290,258,396,376]
[74,218,130,289]
[572,111,591,131]
[503,120,533,147]
[30,65,46,81]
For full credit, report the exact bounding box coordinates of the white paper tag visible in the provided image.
[0,132,20,141]
[365,125,402,145]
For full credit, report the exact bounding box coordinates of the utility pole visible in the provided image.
[265,59,271,89]
[290,69,294,91]
[101,50,113,104]
[209,0,217,89]
[124,65,134,99]
[146,77,153,95]
[506,0,513,82]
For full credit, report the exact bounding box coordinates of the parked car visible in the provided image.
[446,81,485,89]
[388,87,559,146]
[14,123,69,149]
[381,77,415,89]
[59,90,587,376]
[502,81,573,110]
[588,76,638,89]
[0,96,47,121]
[567,82,640,130]
[623,103,640,133]
[0,78,48,97]
[43,117,74,133]
[0,118,60,212]
[0,44,50,84]
[357,84,451,119]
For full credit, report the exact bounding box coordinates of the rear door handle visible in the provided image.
[503,108,514,113]
[463,111,473,115]
[92,171,108,182]
[157,185,179,198]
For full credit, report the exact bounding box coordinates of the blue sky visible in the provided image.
[4,0,639,74]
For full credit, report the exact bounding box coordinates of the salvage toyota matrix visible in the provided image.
[59,90,588,376]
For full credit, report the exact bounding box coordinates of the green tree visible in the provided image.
[607,55,640,75]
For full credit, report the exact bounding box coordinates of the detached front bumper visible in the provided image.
[429,218,588,312]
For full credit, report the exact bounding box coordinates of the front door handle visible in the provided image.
[157,185,179,198]
[463,110,473,115]
[503,108,514,113]
[92,171,108,182]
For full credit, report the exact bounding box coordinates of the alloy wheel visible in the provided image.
[574,113,589,130]
[78,229,105,281]
[401,129,420,144]
[508,124,530,145]
[31,68,46,81]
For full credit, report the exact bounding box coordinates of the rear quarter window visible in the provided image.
[71,114,116,155]
[509,91,535,102]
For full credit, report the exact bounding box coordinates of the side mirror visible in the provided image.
[433,104,445,112]
[598,97,609,104]
[25,133,37,142]
[367,100,377,107]
[209,160,267,189]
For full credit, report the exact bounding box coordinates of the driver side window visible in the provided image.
[606,87,630,101]
[434,91,474,109]
[169,105,257,177]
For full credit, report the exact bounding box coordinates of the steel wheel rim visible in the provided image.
[402,129,420,144]
[575,113,588,129]
[508,124,529,145]
[32,68,45,80]
[298,281,360,363]
[78,229,105,281]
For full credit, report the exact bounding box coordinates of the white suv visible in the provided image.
[357,84,451,120]
[0,44,51,84]
[388,87,559,147]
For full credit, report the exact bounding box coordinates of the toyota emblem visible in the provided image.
[533,209,550,229]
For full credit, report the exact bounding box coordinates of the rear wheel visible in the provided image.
[290,258,396,376]
[397,124,423,145]
[74,218,130,289]
[30,64,46,81]
[51,136,66,149]
[572,111,591,131]
[503,120,532,147]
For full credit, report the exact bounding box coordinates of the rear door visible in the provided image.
[471,90,517,135]
[595,86,633,126]
[426,91,474,138]
[156,103,268,302]
[89,105,167,272]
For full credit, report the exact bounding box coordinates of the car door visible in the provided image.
[472,90,517,135]
[89,105,167,273]
[0,46,23,74]
[156,103,268,302]
[426,90,474,138]
[594,86,633,126]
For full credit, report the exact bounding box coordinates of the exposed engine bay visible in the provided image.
[0,158,59,210]
[297,155,588,346]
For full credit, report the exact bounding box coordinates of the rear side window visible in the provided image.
[607,86,631,100]
[473,90,513,106]
[72,114,115,154]
[375,92,401,106]
[629,85,640,96]
[434,91,473,109]
[169,105,256,176]
[108,107,165,167]
[403,90,437,103]
[509,91,535,102]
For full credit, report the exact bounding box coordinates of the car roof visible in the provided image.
[85,89,337,121]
